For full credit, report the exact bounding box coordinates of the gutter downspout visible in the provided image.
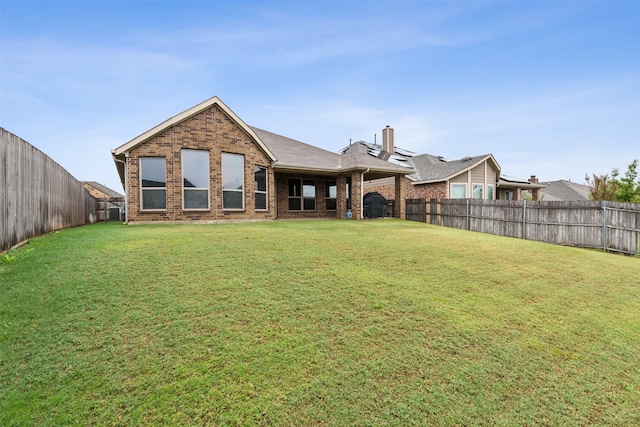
[361,168,369,219]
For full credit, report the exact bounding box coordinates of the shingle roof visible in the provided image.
[340,141,415,170]
[251,127,342,171]
[82,181,124,198]
[411,153,493,182]
[251,127,412,177]
[540,180,590,201]
[498,175,545,190]
[112,97,412,187]
[340,140,500,183]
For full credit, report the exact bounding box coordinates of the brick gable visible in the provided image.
[126,105,274,222]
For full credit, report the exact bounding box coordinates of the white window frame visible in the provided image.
[472,183,484,199]
[222,153,245,211]
[254,166,268,211]
[487,184,495,200]
[288,178,316,211]
[450,183,467,199]
[140,157,167,211]
[326,181,337,211]
[182,149,210,211]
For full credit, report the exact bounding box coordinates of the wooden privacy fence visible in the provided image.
[1,128,97,252]
[95,197,126,222]
[406,198,640,256]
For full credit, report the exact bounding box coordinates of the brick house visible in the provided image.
[82,181,124,199]
[342,128,501,201]
[82,181,126,221]
[111,97,411,223]
[342,127,543,202]
[498,175,545,201]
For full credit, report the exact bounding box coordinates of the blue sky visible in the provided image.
[2,0,639,193]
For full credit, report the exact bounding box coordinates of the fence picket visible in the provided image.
[1,128,97,251]
[406,198,640,256]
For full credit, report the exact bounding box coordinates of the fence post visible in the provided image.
[602,201,607,252]
[522,199,527,240]
[466,199,470,230]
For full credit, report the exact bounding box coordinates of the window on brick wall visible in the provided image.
[326,181,337,210]
[288,179,315,210]
[140,157,166,210]
[222,153,244,210]
[254,166,268,210]
[182,149,210,210]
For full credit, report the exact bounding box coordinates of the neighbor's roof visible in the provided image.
[340,140,501,184]
[498,175,546,190]
[411,153,500,184]
[82,181,124,198]
[540,180,590,201]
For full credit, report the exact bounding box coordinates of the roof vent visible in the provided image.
[461,156,472,162]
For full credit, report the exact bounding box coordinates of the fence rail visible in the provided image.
[1,128,97,252]
[406,198,640,256]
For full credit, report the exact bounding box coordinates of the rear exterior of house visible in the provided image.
[114,102,275,222]
[112,97,411,223]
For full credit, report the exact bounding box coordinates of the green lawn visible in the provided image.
[1,220,639,426]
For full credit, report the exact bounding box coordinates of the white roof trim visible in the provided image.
[112,96,276,161]
[273,163,413,175]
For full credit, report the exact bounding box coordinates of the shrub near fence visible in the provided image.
[407,198,640,256]
[1,128,97,252]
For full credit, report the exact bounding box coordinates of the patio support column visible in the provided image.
[336,175,347,219]
[395,174,406,219]
[531,187,540,201]
[351,171,363,220]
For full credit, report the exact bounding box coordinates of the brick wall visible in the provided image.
[126,104,275,222]
[365,177,448,202]
[83,185,110,199]
[275,173,341,220]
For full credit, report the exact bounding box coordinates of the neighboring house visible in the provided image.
[82,181,126,221]
[342,130,507,201]
[539,180,590,201]
[340,129,544,202]
[111,96,412,223]
[498,175,545,201]
[82,181,124,199]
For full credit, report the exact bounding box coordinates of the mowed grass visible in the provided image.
[1,220,639,426]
